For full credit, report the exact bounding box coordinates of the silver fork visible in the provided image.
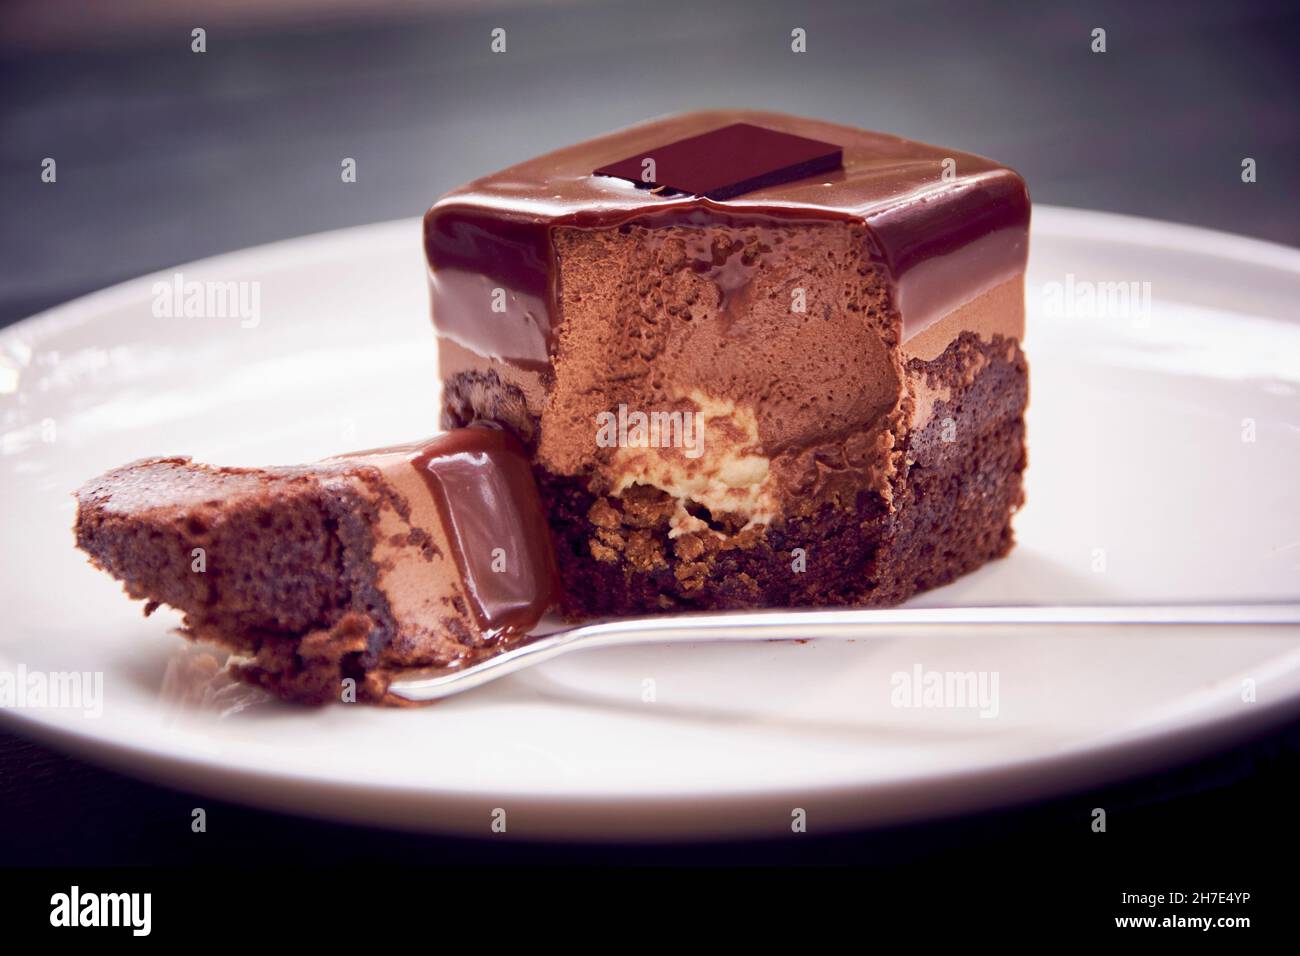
[388,602,1300,702]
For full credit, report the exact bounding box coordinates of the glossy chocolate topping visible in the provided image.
[409,428,557,636]
[425,110,1029,367]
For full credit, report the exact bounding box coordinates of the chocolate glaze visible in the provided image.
[409,428,557,637]
[425,110,1029,368]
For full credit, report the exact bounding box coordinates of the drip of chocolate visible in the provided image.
[593,122,843,200]
[410,428,557,636]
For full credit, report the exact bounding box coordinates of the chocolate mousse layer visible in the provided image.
[430,110,1029,615]
[74,429,557,704]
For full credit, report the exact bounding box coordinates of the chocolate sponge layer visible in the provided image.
[74,457,409,702]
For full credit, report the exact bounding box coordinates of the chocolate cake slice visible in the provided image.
[427,110,1030,617]
[74,429,557,704]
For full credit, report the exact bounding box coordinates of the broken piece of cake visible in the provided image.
[430,109,1029,618]
[76,110,1029,705]
[74,429,557,704]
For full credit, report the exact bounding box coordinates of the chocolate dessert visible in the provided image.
[74,429,557,704]
[75,110,1029,705]
[428,110,1029,618]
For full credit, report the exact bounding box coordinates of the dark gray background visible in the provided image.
[1,0,1298,871]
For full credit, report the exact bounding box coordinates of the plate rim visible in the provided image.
[5,659,1299,839]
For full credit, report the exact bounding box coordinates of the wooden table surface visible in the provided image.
[1,0,1297,865]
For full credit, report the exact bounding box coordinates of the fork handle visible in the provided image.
[388,603,1300,702]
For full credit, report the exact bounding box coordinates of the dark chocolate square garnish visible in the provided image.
[593,122,842,201]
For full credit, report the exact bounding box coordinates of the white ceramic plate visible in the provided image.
[2,207,1298,840]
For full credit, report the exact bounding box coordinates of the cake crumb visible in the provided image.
[589,539,618,563]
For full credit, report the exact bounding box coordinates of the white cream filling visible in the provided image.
[608,390,776,537]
